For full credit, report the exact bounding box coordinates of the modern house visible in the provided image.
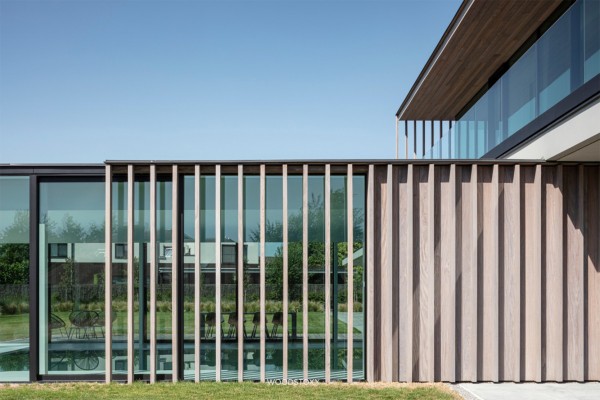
[0,0,598,384]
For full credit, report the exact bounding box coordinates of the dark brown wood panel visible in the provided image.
[398,0,563,120]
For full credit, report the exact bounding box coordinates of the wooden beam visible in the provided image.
[302,164,309,381]
[347,164,354,382]
[366,164,375,382]
[260,164,266,382]
[104,165,113,383]
[282,165,289,380]
[172,164,179,382]
[149,164,157,383]
[127,165,134,384]
[325,164,331,382]
[237,165,244,382]
[194,165,201,382]
[215,165,222,381]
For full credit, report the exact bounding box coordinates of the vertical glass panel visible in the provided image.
[307,175,325,380]
[155,179,172,375]
[351,175,365,381]
[220,175,238,380]
[0,177,30,382]
[264,175,283,380]
[286,175,303,379]
[39,180,105,375]
[243,175,259,381]
[330,176,347,380]
[538,11,572,114]
[111,179,127,375]
[199,175,215,380]
[584,0,600,82]
[506,46,537,136]
[182,175,195,380]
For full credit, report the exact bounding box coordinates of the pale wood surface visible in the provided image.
[481,164,499,382]
[398,164,413,382]
[347,164,354,382]
[544,165,563,382]
[171,165,179,381]
[439,164,455,382]
[127,165,134,384]
[194,166,201,382]
[524,165,542,382]
[149,165,157,383]
[567,166,585,381]
[104,165,113,383]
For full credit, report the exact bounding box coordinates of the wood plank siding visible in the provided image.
[100,161,598,383]
[371,163,600,382]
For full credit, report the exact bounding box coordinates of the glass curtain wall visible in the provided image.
[0,177,30,381]
[111,179,128,374]
[351,175,365,380]
[38,180,105,375]
[430,0,600,159]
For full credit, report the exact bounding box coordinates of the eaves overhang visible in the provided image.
[396,0,565,120]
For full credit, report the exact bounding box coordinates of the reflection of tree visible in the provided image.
[0,211,29,285]
[249,190,365,302]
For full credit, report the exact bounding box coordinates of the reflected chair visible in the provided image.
[49,313,68,338]
[270,312,283,338]
[227,312,247,338]
[250,312,271,338]
[205,312,223,338]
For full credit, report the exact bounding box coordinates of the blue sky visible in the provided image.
[0,0,460,163]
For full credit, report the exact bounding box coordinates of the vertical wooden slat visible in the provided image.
[567,166,584,381]
[399,164,413,382]
[127,165,134,384]
[440,164,455,382]
[194,166,201,382]
[461,165,477,382]
[481,164,498,382]
[380,164,393,382]
[524,165,542,381]
[302,165,309,381]
[587,166,600,380]
[503,165,520,381]
[104,165,113,383]
[259,164,266,382]
[366,164,375,381]
[282,165,289,381]
[215,165,222,381]
[418,165,435,381]
[346,164,354,382]
[149,165,157,383]
[545,165,563,381]
[325,164,331,382]
[172,165,179,382]
[237,165,244,382]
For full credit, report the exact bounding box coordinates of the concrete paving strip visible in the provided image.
[453,382,600,400]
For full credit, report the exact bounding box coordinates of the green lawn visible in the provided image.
[0,382,458,400]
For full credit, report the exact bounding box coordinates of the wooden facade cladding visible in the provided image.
[370,163,600,383]
[97,160,599,383]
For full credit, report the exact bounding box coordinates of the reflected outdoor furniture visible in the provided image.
[270,312,283,337]
[91,311,117,338]
[72,349,100,371]
[227,312,247,338]
[204,312,223,338]
[68,311,99,339]
[250,312,261,338]
[49,313,67,338]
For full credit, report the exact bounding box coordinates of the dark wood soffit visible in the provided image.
[397,0,563,120]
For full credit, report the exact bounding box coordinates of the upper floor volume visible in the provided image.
[396,0,600,161]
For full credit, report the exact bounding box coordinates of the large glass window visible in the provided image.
[38,180,105,375]
[443,0,600,159]
[0,177,30,382]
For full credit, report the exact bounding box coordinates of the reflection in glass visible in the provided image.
[39,180,105,375]
[0,177,30,382]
